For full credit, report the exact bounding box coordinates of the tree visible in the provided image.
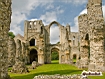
[8,32,15,38]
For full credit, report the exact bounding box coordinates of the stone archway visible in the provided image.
[30,49,38,64]
[51,47,59,63]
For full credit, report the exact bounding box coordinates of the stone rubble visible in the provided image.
[33,74,88,79]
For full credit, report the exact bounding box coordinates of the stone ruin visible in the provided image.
[7,0,105,72]
[8,36,16,67]
[11,39,29,73]
[78,0,105,72]
[0,0,105,79]
[0,0,12,79]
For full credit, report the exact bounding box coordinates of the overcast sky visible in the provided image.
[10,0,105,44]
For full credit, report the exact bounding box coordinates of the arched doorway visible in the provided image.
[73,54,77,64]
[51,48,59,64]
[30,49,38,64]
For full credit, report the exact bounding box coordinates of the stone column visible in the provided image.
[15,39,22,61]
[8,36,16,67]
[25,41,30,64]
[22,42,26,63]
[0,0,11,79]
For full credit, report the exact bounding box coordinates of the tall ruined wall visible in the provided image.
[0,0,12,79]
[24,20,45,64]
[78,14,90,68]
[87,0,105,71]
[8,37,16,67]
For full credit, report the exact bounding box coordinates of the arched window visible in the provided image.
[73,36,75,45]
[50,23,60,44]
[41,27,43,34]
[30,38,36,46]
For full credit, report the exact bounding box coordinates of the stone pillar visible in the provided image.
[25,41,30,64]
[22,42,26,63]
[38,54,44,64]
[8,36,16,67]
[0,0,11,79]
[87,0,105,72]
[15,39,23,61]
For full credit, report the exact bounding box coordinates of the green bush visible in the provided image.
[8,32,15,38]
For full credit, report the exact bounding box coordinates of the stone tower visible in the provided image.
[24,20,45,64]
[78,0,105,71]
[87,0,105,71]
[0,0,12,79]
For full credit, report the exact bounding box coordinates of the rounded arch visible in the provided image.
[29,49,38,64]
[51,47,59,53]
[51,47,59,63]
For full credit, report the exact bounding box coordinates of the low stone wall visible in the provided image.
[33,74,88,79]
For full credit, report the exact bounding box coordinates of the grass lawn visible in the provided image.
[8,60,105,79]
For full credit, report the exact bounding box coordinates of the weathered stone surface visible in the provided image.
[33,74,88,79]
[78,0,105,72]
[11,61,29,73]
[5,0,105,75]
[8,36,16,67]
[11,39,29,73]
[31,61,37,69]
[0,0,12,79]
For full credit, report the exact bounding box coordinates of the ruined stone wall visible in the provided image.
[8,36,16,67]
[70,32,79,64]
[78,14,90,68]
[87,0,105,72]
[24,20,45,64]
[0,0,12,79]
[78,0,105,71]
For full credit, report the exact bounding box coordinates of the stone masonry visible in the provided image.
[0,0,12,79]
[12,0,105,72]
[8,36,16,67]
[0,0,104,77]
[87,0,105,72]
[11,39,29,73]
[78,0,105,71]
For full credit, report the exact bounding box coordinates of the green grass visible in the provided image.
[8,60,105,79]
